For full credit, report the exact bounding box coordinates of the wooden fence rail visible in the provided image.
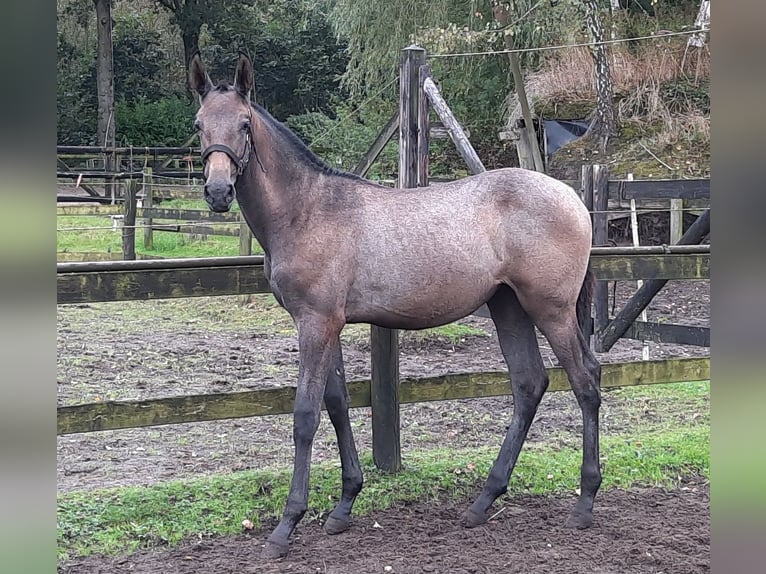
[56,247,709,305]
[57,357,709,435]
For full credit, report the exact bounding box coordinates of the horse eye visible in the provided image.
[193,120,202,132]
[241,120,251,132]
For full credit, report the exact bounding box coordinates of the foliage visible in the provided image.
[57,31,98,145]
[114,97,197,146]
[201,0,348,121]
[285,100,398,178]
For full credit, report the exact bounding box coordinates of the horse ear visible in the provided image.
[234,52,255,101]
[188,52,213,103]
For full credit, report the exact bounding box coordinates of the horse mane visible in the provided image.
[211,82,364,182]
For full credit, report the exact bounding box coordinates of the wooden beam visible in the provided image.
[56,252,709,305]
[622,321,710,347]
[422,76,485,175]
[57,357,709,435]
[352,112,399,177]
[57,205,124,216]
[137,208,240,223]
[57,266,271,304]
[619,179,710,200]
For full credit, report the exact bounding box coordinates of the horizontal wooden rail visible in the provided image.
[57,205,125,216]
[622,320,710,347]
[56,250,709,304]
[57,146,200,155]
[57,206,241,223]
[56,357,709,435]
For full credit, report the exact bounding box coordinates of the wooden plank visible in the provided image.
[151,187,203,200]
[57,266,271,304]
[597,209,711,351]
[137,207,240,223]
[151,223,241,237]
[590,253,708,280]
[56,252,708,305]
[57,171,142,180]
[57,205,124,216]
[57,357,709,435]
[58,146,200,155]
[620,179,710,200]
[622,321,710,347]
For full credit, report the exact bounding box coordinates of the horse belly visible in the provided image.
[345,262,497,329]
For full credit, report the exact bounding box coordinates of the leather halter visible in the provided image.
[200,130,252,176]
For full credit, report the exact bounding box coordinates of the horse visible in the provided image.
[188,52,602,559]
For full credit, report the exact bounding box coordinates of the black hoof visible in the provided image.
[565,510,593,530]
[462,507,488,528]
[324,514,351,535]
[262,540,289,559]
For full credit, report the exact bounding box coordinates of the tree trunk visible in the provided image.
[687,0,710,48]
[93,0,115,148]
[582,0,617,144]
[181,26,200,67]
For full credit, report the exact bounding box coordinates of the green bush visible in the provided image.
[115,97,196,147]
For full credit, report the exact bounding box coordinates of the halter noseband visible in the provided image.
[200,129,252,176]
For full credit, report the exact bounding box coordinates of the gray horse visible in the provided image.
[189,53,602,559]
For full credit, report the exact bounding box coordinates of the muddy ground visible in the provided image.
[61,477,709,574]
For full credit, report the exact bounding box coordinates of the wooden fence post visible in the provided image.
[122,179,137,261]
[670,198,684,244]
[580,165,595,343]
[514,118,536,171]
[238,215,255,305]
[418,64,431,186]
[592,164,610,352]
[143,167,154,250]
[371,45,425,473]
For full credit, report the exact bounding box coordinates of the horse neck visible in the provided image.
[235,120,321,256]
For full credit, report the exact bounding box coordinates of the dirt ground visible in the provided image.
[60,478,709,574]
[57,279,709,572]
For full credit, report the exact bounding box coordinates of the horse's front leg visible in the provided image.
[264,314,342,558]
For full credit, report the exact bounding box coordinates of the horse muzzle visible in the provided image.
[204,180,235,212]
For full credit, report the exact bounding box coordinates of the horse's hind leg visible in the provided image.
[532,307,602,529]
[464,285,549,527]
[322,341,363,535]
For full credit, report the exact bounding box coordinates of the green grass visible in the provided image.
[57,198,251,259]
[57,383,709,560]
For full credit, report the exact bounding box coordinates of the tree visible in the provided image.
[581,0,617,143]
[153,0,251,67]
[93,0,115,148]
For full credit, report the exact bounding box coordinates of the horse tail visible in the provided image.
[576,265,595,337]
